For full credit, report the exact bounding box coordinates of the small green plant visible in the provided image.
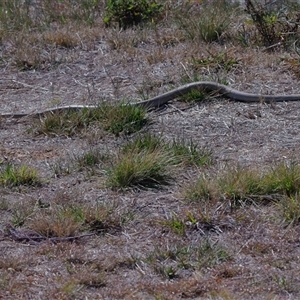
[104,0,163,29]
[156,265,178,280]
[0,163,40,187]
[162,213,186,235]
[148,245,191,279]
[75,148,108,170]
[78,151,101,168]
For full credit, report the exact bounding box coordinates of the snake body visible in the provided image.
[2,81,300,119]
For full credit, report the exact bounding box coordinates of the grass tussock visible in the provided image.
[190,48,241,75]
[10,199,37,227]
[107,133,212,189]
[184,162,300,209]
[28,206,84,238]
[35,103,148,137]
[0,163,40,187]
[98,102,148,136]
[279,195,300,226]
[75,148,109,170]
[107,148,174,189]
[175,0,239,43]
[122,134,212,166]
[43,30,79,48]
[147,239,230,280]
[7,192,125,239]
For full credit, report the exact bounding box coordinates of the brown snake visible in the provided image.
[2,81,300,119]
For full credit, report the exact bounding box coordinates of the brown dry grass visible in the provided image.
[1,0,300,299]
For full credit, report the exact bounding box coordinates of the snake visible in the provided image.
[2,81,300,119]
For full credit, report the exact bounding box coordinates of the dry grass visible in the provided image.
[1,0,300,299]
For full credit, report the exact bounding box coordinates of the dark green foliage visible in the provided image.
[104,0,163,29]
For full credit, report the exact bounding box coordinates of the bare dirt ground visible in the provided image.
[1,1,300,299]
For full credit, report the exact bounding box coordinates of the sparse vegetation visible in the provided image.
[0,0,101,32]
[2,0,300,299]
[190,49,240,74]
[75,147,108,171]
[167,138,213,166]
[147,238,231,280]
[175,0,239,42]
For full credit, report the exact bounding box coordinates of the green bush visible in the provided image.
[245,0,300,48]
[104,0,163,29]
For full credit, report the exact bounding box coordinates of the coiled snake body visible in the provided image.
[2,81,300,119]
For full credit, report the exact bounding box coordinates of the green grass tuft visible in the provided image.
[184,162,300,206]
[35,103,148,137]
[107,133,212,189]
[107,149,174,189]
[279,195,300,226]
[98,102,148,136]
[0,163,40,187]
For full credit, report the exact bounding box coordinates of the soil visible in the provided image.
[1,1,300,299]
